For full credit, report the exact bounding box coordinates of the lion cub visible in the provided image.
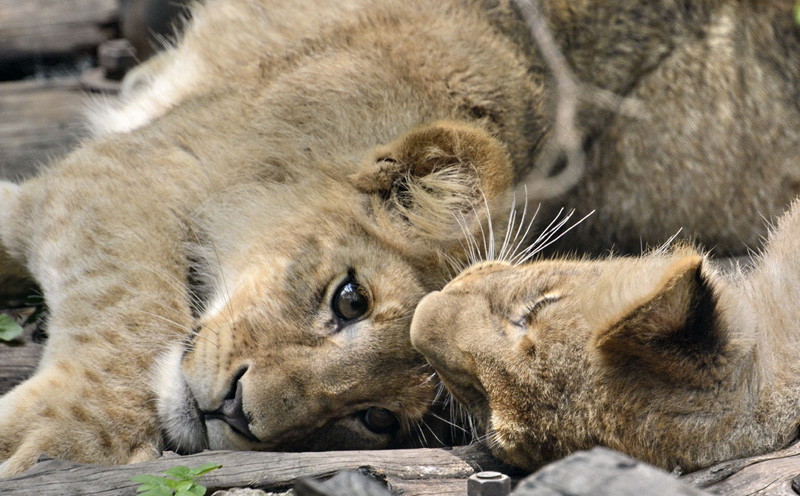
[411,199,800,473]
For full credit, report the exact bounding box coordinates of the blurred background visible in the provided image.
[0,0,189,180]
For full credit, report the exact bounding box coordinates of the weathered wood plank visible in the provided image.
[683,440,800,495]
[0,0,118,61]
[0,446,500,495]
[0,77,89,180]
[0,339,41,396]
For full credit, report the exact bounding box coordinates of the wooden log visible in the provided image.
[683,439,800,495]
[0,338,42,396]
[513,447,710,496]
[0,446,506,496]
[0,77,89,181]
[0,0,118,62]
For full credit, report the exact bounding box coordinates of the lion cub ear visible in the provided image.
[352,120,512,242]
[590,252,726,380]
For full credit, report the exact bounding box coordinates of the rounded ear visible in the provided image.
[352,120,512,243]
[591,252,728,382]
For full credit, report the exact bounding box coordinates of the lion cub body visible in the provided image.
[0,0,535,476]
[412,199,800,472]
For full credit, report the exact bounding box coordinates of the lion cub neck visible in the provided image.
[411,200,800,472]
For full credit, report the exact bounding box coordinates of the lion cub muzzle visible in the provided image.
[202,367,259,443]
[411,290,493,415]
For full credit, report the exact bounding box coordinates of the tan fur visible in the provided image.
[2,0,800,476]
[411,199,800,472]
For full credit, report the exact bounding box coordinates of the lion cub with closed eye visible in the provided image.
[411,199,800,473]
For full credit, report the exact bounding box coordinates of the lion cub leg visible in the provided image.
[0,163,195,475]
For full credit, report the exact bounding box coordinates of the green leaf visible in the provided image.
[795,2,800,25]
[183,484,207,496]
[190,463,222,477]
[163,479,182,490]
[138,487,175,496]
[0,314,23,342]
[164,466,193,480]
[172,480,194,492]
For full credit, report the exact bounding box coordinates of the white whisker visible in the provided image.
[653,228,684,255]
[514,210,594,265]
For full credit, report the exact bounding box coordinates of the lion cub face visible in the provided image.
[154,121,513,454]
[412,249,739,471]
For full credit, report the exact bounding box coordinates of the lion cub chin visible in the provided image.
[411,198,800,473]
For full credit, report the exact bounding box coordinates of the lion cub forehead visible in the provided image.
[446,259,593,293]
[445,260,514,289]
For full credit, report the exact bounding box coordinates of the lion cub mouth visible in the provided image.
[155,349,266,452]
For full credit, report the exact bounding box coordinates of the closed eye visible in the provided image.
[510,293,561,329]
[523,293,561,322]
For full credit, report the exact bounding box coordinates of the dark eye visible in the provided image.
[332,275,370,322]
[360,407,398,434]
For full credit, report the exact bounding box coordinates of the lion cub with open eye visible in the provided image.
[411,198,800,473]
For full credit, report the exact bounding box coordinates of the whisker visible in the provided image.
[513,210,595,265]
[480,192,496,261]
[206,237,237,333]
[473,202,490,263]
[139,310,219,348]
[506,202,541,263]
[498,192,519,262]
[653,228,683,255]
[456,212,480,266]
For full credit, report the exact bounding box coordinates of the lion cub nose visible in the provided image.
[205,368,260,442]
[411,290,479,374]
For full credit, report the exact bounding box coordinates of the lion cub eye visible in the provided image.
[513,293,561,328]
[360,407,399,435]
[332,273,370,322]
[525,294,561,320]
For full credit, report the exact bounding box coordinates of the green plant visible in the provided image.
[131,463,222,496]
[796,1,800,25]
[0,314,23,342]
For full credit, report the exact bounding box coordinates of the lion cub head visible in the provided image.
[411,246,757,472]
[156,120,512,454]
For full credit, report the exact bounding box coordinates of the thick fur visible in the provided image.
[411,198,800,473]
[1,0,800,476]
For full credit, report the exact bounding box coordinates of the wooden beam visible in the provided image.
[0,0,118,61]
[0,446,508,496]
[683,439,800,495]
[0,77,89,181]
